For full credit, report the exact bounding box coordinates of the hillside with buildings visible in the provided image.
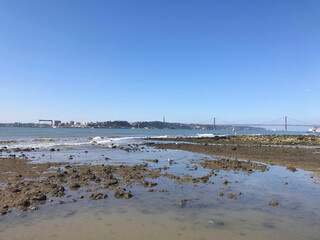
[0,120,265,131]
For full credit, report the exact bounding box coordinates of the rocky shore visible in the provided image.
[0,146,272,216]
[1,134,319,217]
[152,134,320,146]
[148,135,320,172]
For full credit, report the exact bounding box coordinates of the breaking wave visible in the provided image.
[0,136,143,150]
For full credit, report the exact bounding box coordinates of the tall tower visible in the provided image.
[162,116,165,123]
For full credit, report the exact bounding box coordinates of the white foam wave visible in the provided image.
[194,134,228,138]
[90,136,103,141]
[1,136,144,150]
[150,135,168,139]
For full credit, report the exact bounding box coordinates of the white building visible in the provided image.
[52,120,61,127]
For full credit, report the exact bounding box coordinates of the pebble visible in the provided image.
[269,200,279,206]
[228,193,236,199]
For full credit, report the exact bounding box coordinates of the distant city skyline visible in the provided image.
[0,0,319,124]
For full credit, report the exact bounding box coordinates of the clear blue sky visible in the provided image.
[0,0,319,125]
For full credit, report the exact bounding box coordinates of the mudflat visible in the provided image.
[149,135,320,172]
[152,134,320,146]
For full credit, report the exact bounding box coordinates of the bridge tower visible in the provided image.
[285,116,287,132]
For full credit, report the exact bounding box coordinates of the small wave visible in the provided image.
[0,140,19,144]
[3,136,144,150]
[195,134,217,138]
[89,136,104,141]
[31,138,56,142]
[151,135,168,139]
[31,138,78,142]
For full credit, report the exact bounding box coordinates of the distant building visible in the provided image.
[162,116,165,123]
[69,121,75,125]
[52,120,61,127]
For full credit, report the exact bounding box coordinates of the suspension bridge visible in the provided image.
[198,116,319,132]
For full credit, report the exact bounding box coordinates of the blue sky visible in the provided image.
[0,0,319,126]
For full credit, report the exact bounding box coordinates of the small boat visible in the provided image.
[307,127,320,133]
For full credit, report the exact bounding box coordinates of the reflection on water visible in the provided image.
[1,204,319,240]
[0,148,319,240]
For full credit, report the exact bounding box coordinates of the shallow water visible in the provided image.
[0,145,319,240]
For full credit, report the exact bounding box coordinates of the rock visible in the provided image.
[114,188,127,199]
[178,199,187,207]
[90,193,108,200]
[148,182,157,187]
[218,192,224,197]
[287,166,297,172]
[57,201,64,204]
[28,205,38,211]
[50,148,55,152]
[19,200,31,207]
[51,186,65,197]
[105,179,119,187]
[12,188,21,193]
[0,209,7,216]
[141,163,148,168]
[144,159,159,163]
[70,183,81,189]
[222,180,229,185]
[30,194,47,201]
[269,200,279,206]
[228,194,236,199]
[124,191,133,199]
